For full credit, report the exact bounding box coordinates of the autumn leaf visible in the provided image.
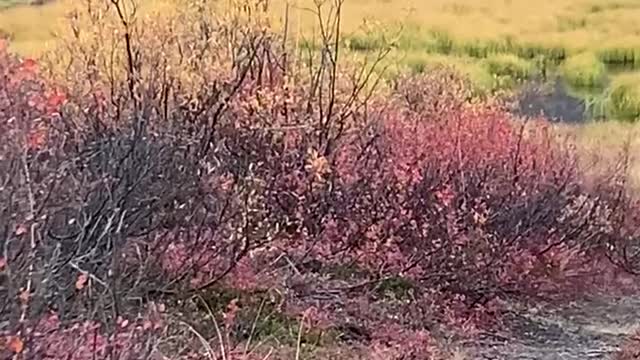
[28,130,47,150]
[18,289,29,304]
[7,336,24,354]
[305,148,330,180]
[46,91,67,108]
[15,224,27,236]
[20,58,38,73]
[75,273,88,290]
[0,257,5,271]
[223,298,240,328]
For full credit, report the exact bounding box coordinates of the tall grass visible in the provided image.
[607,73,640,122]
[5,0,640,66]
[562,52,608,88]
[483,53,536,80]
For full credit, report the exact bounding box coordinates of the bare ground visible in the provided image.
[468,294,640,359]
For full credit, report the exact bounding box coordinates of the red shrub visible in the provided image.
[297,74,633,307]
[616,330,640,360]
[0,45,63,152]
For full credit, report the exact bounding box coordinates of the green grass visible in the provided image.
[382,52,498,94]
[562,52,608,88]
[483,53,536,80]
[0,0,31,10]
[5,0,640,65]
[606,73,640,122]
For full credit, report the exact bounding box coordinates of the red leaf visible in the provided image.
[7,336,24,354]
[20,58,38,73]
[75,273,88,290]
[15,224,27,236]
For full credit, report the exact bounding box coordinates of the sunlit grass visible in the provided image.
[268,0,640,65]
[400,52,497,93]
[562,52,608,88]
[483,53,536,80]
[606,73,640,122]
[6,0,640,62]
[4,0,640,74]
[5,0,640,123]
[556,120,640,190]
[0,0,175,56]
[0,0,70,56]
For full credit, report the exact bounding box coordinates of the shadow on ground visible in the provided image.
[511,80,588,124]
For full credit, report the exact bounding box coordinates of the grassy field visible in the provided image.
[6,0,640,62]
[3,0,640,120]
[0,0,176,54]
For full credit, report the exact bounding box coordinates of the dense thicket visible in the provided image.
[1,1,639,358]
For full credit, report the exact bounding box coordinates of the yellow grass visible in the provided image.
[555,120,640,190]
[4,0,640,58]
[0,0,69,55]
[268,0,640,60]
[0,0,174,56]
[4,0,640,98]
[4,0,640,119]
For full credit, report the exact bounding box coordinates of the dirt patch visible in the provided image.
[469,295,640,359]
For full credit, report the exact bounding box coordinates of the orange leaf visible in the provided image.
[7,336,24,354]
[75,273,88,290]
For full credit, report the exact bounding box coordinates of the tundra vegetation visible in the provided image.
[8,0,640,121]
[1,0,640,359]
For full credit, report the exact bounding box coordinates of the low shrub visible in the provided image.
[328,96,613,300]
[562,52,607,88]
[1,0,640,358]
